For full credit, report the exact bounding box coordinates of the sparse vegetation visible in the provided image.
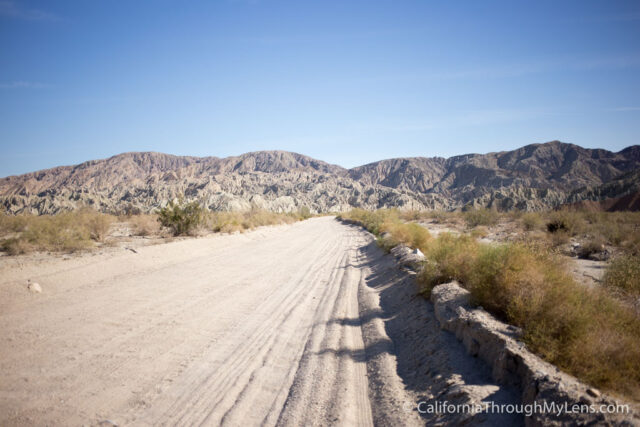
[128,214,161,236]
[0,208,115,254]
[463,208,499,228]
[340,208,640,399]
[0,201,316,254]
[546,209,584,235]
[207,209,299,233]
[339,209,432,253]
[521,212,543,231]
[604,254,640,299]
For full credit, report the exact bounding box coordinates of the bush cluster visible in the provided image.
[341,208,640,399]
[158,199,205,236]
[0,208,115,254]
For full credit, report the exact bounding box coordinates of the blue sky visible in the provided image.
[1,0,639,176]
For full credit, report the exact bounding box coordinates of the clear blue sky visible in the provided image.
[1,0,639,176]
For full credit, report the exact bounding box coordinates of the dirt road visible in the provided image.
[0,217,520,426]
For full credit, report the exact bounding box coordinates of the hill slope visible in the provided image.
[1,142,639,214]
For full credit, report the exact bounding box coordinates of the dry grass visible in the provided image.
[341,208,640,399]
[339,209,432,253]
[604,254,640,299]
[521,212,544,231]
[463,208,499,228]
[0,208,115,254]
[207,208,310,234]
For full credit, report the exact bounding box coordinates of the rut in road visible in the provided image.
[0,216,521,426]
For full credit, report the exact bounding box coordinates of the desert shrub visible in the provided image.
[78,209,115,242]
[546,210,584,235]
[158,199,204,236]
[418,233,640,397]
[129,214,160,236]
[521,212,543,231]
[463,208,498,228]
[0,237,30,255]
[398,210,421,222]
[429,210,450,224]
[603,255,640,299]
[382,221,431,252]
[417,233,479,296]
[339,209,431,252]
[548,230,570,248]
[5,212,95,253]
[120,203,142,216]
[469,226,488,239]
[297,206,312,220]
[0,211,28,235]
[338,208,400,236]
[206,209,301,233]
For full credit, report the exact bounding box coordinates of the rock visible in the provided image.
[586,388,601,398]
[587,249,611,261]
[27,281,42,293]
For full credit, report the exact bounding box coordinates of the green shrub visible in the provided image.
[158,199,204,236]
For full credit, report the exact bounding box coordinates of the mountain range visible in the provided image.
[1,140,639,214]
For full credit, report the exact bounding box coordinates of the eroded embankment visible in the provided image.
[342,217,639,426]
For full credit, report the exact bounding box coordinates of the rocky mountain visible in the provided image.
[1,141,639,214]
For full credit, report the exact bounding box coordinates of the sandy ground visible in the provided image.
[0,217,520,426]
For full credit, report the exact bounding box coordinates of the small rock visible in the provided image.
[586,387,600,398]
[27,281,42,293]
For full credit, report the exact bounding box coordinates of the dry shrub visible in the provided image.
[207,209,302,234]
[418,233,640,398]
[549,230,570,247]
[417,233,478,295]
[78,209,115,242]
[342,209,640,399]
[463,208,499,228]
[339,209,431,252]
[521,212,543,231]
[469,226,488,239]
[129,214,160,236]
[0,237,31,255]
[0,209,116,254]
[546,210,584,235]
[604,255,640,299]
[0,211,28,234]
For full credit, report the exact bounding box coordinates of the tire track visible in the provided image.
[0,218,385,426]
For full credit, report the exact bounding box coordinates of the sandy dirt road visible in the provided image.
[0,217,420,426]
[1,217,522,426]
